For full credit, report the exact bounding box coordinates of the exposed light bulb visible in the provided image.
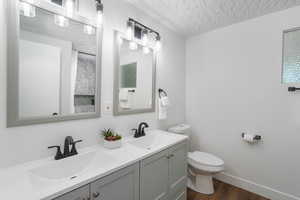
[65,0,74,17]
[54,15,69,27]
[143,46,150,54]
[129,41,138,50]
[83,25,96,35]
[142,29,148,46]
[155,35,161,51]
[155,41,161,51]
[126,21,134,40]
[97,10,103,26]
[20,2,36,18]
[96,1,104,26]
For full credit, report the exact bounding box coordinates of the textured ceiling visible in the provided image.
[124,0,300,37]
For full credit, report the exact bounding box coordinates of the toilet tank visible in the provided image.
[168,124,191,137]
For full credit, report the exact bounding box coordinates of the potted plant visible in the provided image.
[102,129,122,149]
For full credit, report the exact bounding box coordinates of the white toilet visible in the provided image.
[168,124,224,195]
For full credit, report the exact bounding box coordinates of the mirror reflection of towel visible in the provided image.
[119,89,131,109]
[160,96,170,107]
[119,89,129,101]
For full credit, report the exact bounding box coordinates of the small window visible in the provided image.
[121,62,137,88]
[282,28,300,83]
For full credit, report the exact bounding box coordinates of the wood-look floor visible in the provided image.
[187,180,270,200]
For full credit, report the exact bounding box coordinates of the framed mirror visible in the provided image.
[7,0,102,127]
[282,27,300,83]
[113,31,156,116]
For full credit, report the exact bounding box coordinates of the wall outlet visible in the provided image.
[103,101,112,115]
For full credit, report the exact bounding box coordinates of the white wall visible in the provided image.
[0,0,186,168]
[186,6,300,200]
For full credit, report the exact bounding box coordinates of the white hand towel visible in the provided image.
[158,98,168,120]
[160,96,170,107]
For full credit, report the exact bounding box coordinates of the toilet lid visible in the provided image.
[188,151,224,167]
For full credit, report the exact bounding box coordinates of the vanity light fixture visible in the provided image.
[65,0,74,17]
[126,20,134,40]
[155,35,162,51]
[96,0,104,26]
[127,18,161,51]
[142,29,148,46]
[83,25,96,35]
[20,0,36,18]
[54,14,69,27]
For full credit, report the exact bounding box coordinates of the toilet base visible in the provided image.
[187,174,214,195]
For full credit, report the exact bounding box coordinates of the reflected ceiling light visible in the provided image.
[155,35,161,51]
[54,15,69,27]
[83,25,96,35]
[96,0,104,26]
[118,33,123,45]
[143,46,150,54]
[129,41,138,50]
[65,0,74,17]
[20,1,36,18]
[126,20,134,40]
[142,29,148,46]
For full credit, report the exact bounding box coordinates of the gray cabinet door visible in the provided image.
[168,142,188,198]
[54,185,90,200]
[90,163,139,200]
[140,149,169,200]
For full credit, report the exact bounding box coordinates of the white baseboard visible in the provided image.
[214,172,300,200]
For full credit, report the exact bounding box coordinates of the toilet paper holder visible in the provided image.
[241,133,262,141]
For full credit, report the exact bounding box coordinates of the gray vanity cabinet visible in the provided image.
[53,141,187,200]
[90,163,140,200]
[54,185,90,200]
[140,149,170,200]
[168,142,188,200]
[140,141,188,200]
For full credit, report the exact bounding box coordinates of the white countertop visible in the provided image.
[0,130,188,200]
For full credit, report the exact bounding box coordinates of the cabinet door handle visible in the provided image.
[93,192,100,198]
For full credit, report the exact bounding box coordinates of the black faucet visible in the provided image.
[48,136,82,160]
[132,122,149,138]
[63,136,73,157]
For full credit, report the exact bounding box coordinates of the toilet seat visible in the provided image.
[188,151,224,173]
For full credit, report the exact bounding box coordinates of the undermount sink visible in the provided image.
[30,151,96,180]
[129,132,175,150]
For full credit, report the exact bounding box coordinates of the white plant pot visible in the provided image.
[103,139,122,149]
